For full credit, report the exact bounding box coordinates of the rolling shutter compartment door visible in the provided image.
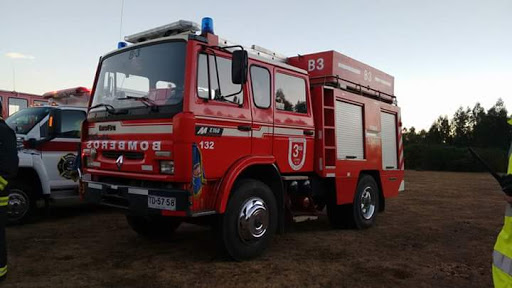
[381,111,398,169]
[336,101,364,160]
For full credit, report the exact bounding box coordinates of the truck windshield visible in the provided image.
[90,41,186,119]
[6,107,51,134]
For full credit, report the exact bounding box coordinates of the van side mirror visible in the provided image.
[232,50,248,85]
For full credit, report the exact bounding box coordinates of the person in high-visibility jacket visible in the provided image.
[493,119,512,287]
[0,100,19,282]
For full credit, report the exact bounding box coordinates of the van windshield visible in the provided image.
[89,41,186,119]
[6,107,51,134]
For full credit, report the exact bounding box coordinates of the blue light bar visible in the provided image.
[201,17,214,35]
[118,41,127,49]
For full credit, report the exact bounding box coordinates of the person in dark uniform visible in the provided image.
[0,100,19,281]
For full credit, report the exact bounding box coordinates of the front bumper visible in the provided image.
[83,181,190,216]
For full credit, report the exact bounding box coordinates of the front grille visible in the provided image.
[102,151,144,160]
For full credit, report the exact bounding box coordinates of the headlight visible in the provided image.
[84,156,100,168]
[160,160,174,174]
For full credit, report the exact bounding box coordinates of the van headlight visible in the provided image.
[16,137,24,150]
[160,161,174,174]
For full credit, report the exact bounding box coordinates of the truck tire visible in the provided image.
[125,215,181,238]
[7,181,37,225]
[219,179,277,261]
[327,175,379,229]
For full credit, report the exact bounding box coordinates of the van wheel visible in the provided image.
[126,215,181,238]
[7,182,37,225]
[327,175,379,229]
[219,179,277,261]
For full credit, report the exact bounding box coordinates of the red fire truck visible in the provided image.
[0,90,46,117]
[81,18,404,260]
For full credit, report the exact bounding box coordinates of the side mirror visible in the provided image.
[232,50,248,85]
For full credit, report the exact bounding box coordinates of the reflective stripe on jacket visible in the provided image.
[493,153,512,287]
[0,176,6,192]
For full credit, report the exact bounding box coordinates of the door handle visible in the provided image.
[237,125,252,131]
[303,130,314,136]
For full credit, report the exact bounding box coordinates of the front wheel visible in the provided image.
[7,181,37,225]
[219,179,277,261]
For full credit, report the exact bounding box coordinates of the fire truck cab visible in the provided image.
[81,18,404,260]
[6,87,89,223]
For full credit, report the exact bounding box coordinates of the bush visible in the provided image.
[404,144,508,173]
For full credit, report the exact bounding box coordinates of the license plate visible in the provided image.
[147,195,176,211]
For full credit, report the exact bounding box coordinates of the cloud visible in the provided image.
[5,52,35,60]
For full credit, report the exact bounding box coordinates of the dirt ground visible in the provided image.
[2,171,507,288]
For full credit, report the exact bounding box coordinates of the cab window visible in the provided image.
[9,97,28,115]
[251,66,271,109]
[275,73,307,114]
[59,110,86,138]
[197,53,244,105]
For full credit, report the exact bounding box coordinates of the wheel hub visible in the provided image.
[360,187,375,220]
[7,189,29,221]
[238,197,268,242]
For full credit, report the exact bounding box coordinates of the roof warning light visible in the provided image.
[201,17,214,35]
[118,41,127,49]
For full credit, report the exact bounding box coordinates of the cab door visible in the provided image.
[273,69,315,173]
[192,52,252,179]
[249,64,273,155]
[40,109,86,189]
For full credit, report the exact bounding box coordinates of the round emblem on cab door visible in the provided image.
[57,153,77,179]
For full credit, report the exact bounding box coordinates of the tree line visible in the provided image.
[403,99,511,172]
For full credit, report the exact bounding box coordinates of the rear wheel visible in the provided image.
[219,179,277,261]
[126,215,181,238]
[327,175,379,229]
[7,181,37,225]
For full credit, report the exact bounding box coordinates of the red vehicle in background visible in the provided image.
[81,18,404,260]
[0,90,46,117]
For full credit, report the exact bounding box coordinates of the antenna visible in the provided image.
[12,64,16,92]
[119,0,125,40]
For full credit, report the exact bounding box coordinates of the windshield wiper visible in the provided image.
[117,95,159,112]
[89,103,127,115]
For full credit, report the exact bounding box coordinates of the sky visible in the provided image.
[0,0,510,130]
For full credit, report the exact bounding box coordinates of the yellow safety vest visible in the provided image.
[493,155,512,287]
[0,176,7,193]
[0,175,7,277]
